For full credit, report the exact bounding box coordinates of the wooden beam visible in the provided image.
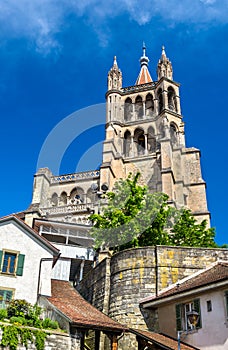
[95,330,100,350]
[80,331,85,350]
[111,334,118,350]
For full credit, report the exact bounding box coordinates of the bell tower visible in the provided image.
[100,44,210,224]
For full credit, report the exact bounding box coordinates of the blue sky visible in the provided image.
[0,0,227,245]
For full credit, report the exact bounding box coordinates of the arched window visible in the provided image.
[157,88,163,114]
[145,94,154,117]
[135,95,143,119]
[59,192,67,205]
[70,188,84,204]
[51,193,58,206]
[124,97,133,121]
[168,87,177,112]
[123,130,131,157]
[148,126,156,153]
[170,123,178,144]
[134,128,145,156]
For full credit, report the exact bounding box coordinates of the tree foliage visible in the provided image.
[90,173,216,250]
[169,209,216,247]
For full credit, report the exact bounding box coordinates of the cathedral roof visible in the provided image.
[135,43,153,85]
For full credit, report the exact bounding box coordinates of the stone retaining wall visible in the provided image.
[78,245,228,349]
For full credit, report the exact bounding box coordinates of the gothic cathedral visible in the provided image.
[25,45,210,228]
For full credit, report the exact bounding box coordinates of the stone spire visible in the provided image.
[135,43,153,85]
[107,56,122,91]
[157,45,173,80]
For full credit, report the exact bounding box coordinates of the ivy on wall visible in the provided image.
[0,324,48,350]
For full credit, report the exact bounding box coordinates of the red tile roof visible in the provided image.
[135,66,152,85]
[131,329,199,350]
[47,279,127,332]
[141,261,228,305]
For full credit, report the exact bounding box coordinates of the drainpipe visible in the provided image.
[37,254,61,303]
[79,259,85,282]
[155,245,158,297]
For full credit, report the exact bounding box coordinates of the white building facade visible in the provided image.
[0,215,59,306]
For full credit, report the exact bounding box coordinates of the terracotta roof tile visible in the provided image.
[141,261,228,305]
[136,66,152,85]
[131,329,199,350]
[47,280,127,332]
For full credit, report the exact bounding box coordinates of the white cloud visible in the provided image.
[200,0,216,4]
[0,0,227,54]
[0,0,63,54]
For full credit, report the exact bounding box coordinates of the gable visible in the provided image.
[0,217,59,256]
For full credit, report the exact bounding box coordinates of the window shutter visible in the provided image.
[193,298,202,328]
[16,254,25,276]
[5,290,13,302]
[176,303,182,331]
[0,250,2,270]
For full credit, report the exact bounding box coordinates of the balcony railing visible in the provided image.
[51,170,100,183]
[42,203,95,216]
[122,82,156,94]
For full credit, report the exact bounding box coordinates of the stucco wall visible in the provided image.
[0,221,54,304]
[158,287,228,350]
[187,288,228,350]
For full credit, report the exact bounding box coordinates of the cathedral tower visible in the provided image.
[100,45,210,224]
[27,44,210,226]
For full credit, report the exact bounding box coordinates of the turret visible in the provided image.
[157,46,173,80]
[107,56,122,91]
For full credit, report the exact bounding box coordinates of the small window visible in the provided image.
[0,288,14,309]
[207,300,212,312]
[176,298,202,332]
[2,252,17,274]
[0,250,25,276]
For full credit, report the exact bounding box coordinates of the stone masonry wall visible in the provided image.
[78,245,228,350]
[77,257,110,314]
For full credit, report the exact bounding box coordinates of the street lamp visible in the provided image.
[177,310,199,350]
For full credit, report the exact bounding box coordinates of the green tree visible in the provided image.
[170,209,216,247]
[90,173,172,249]
[90,173,217,250]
